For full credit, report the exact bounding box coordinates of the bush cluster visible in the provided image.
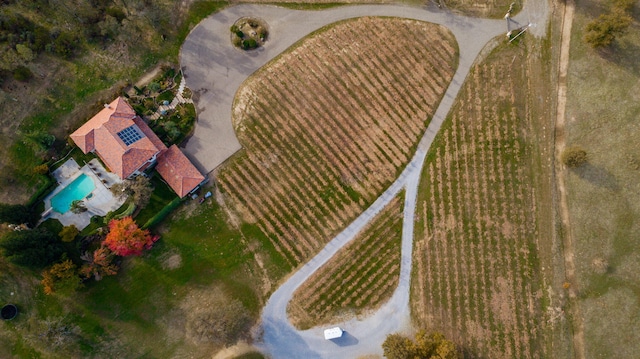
[584,0,635,48]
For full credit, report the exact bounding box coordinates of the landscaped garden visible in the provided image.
[230,17,269,50]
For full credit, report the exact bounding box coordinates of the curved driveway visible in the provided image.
[180,2,548,358]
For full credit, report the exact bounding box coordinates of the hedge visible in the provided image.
[27,175,55,207]
[142,197,184,229]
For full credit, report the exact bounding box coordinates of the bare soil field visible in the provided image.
[411,39,556,358]
[563,1,640,357]
[287,193,403,329]
[216,17,457,268]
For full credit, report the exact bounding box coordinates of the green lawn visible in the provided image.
[1,191,281,356]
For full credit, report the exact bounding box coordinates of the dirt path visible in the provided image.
[553,0,586,358]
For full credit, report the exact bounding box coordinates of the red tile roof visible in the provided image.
[156,145,205,198]
[70,97,167,179]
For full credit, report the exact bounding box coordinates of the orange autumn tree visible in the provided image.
[104,217,159,256]
[41,259,82,295]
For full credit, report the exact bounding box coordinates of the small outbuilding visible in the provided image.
[324,327,344,340]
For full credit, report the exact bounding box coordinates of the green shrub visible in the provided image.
[105,7,127,23]
[115,201,136,219]
[13,65,33,81]
[52,31,80,59]
[157,90,174,103]
[236,30,244,38]
[148,81,161,93]
[142,197,183,229]
[242,38,257,49]
[562,147,588,168]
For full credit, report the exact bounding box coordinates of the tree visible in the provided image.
[383,333,416,359]
[13,65,33,81]
[584,9,632,48]
[110,176,153,208]
[561,147,588,168]
[128,176,153,208]
[52,31,80,59]
[58,225,79,242]
[0,203,37,225]
[41,259,82,295]
[103,217,159,256]
[382,331,460,359]
[415,331,458,359]
[0,228,65,268]
[70,200,87,214]
[80,246,118,281]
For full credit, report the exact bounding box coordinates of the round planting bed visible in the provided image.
[1,304,18,320]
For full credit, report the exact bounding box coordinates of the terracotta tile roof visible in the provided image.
[70,97,166,179]
[156,145,205,198]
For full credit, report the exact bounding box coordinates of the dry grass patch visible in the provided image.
[288,193,404,329]
[564,1,640,357]
[411,41,552,358]
[217,16,457,268]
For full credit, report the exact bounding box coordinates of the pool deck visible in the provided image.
[42,158,124,230]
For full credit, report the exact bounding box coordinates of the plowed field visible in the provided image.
[216,17,457,268]
[412,42,551,358]
[288,193,404,329]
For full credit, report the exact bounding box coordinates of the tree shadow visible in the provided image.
[329,331,359,347]
[599,39,640,76]
[573,163,619,191]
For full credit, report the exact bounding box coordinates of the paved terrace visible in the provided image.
[43,158,124,230]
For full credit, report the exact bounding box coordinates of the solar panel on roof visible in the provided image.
[117,125,143,146]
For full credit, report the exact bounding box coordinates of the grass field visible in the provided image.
[411,37,556,358]
[288,192,404,329]
[217,16,457,270]
[564,1,640,357]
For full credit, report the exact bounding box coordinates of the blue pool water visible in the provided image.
[51,174,96,214]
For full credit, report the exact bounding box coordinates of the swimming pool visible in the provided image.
[51,174,96,214]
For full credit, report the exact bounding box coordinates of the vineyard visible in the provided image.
[287,193,404,329]
[216,17,457,269]
[411,42,551,359]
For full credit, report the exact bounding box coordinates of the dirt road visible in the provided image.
[553,0,585,358]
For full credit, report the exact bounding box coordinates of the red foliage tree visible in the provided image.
[80,246,119,281]
[103,217,159,256]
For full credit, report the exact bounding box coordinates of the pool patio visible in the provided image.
[42,158,124,230]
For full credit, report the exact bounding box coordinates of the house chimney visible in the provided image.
[104,104,111,109]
